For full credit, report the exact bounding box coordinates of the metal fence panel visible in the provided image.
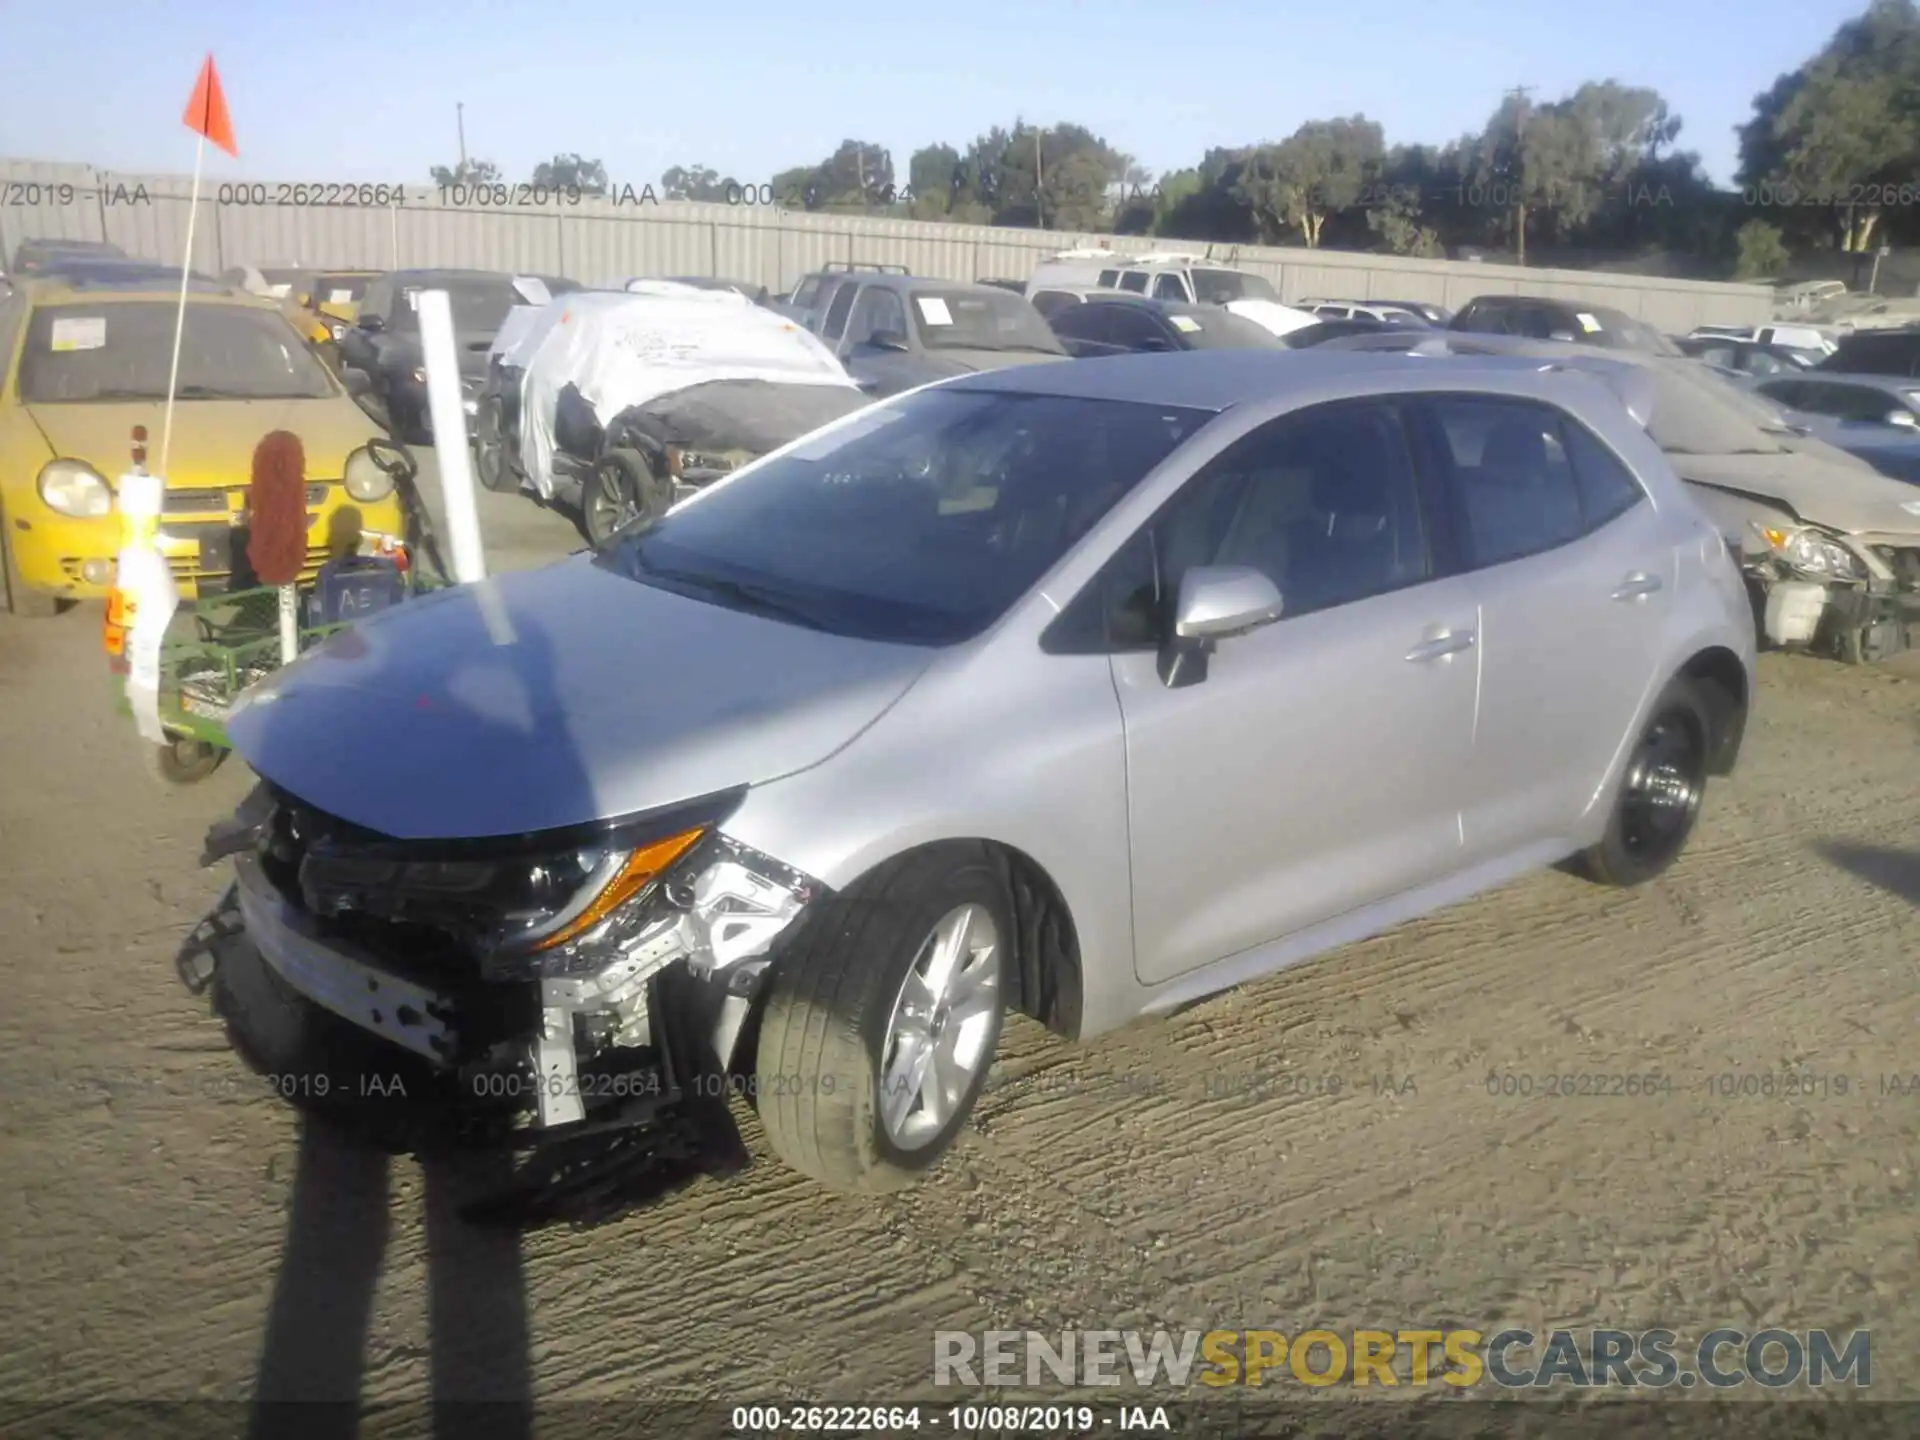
[1,158,1772,330]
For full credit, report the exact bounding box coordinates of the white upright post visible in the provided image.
[415,289,487,584]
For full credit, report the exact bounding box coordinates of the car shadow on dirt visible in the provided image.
[1812,841,1920,908]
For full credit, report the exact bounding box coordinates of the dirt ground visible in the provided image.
[1,478,1916,1431]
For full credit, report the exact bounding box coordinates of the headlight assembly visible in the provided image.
[343,445,396,502]
[477,829,822,985]
[37,459,113,518]
[1753,523,1864,581]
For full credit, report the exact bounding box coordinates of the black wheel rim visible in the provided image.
[476,409,502,487]
[586,464,636,543]
[1619,709,1705,863]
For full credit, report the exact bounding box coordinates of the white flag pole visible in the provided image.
[158,131,207,485]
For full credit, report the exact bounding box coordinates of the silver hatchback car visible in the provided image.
[209,349,1755,1195]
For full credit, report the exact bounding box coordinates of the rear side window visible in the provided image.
[1151,272,1187,301]
[1096,269,1120,287]
[1559,421,1646,529]
[792,276,823,308]
[1047,304,1110,341]
[1118,271,1150,294]
[1422,398,1585,567]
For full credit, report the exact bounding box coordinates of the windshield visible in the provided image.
[600,388,1213,644]
[392,278,518,335]
[18,301,336,403]
[1172,310,1282,349]
[1647,358,1792,456]
[1191,269,1279,304]
[908,289,1063,353]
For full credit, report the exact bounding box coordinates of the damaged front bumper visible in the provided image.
[200,783,825,1141]
[1744,527,1920,661]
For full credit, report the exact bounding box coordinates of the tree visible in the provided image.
[430,158,500,186]
[1732,219,1791,280]
[1232,116,1385,247]
[661,164,741,202]
[528,153,607,195]
[906,144,962,220]
[1739,0,1920,254]
[1469,92,1603,262]
[770,140,895,211]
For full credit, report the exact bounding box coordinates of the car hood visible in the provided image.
[225,553,936,840]
[1670,446,1920,537]
[23,398,378,484]
[1224,299,1319,336]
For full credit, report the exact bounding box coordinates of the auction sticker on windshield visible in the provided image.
[1576,312,1602,333]
[917,296,954,326]
[329,289,354,304]
[1170,315,1201,333]
[49,317,106,351]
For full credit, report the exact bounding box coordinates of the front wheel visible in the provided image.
[474,395,515,492]
[1574,677,1711,887]
[581,448,669,547]
[144,735,229,785]
[754,844,1010,1193]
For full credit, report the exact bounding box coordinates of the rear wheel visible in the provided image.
[1,502,62,618]
[582,448,669,546]
[144,735,229,784]
[754,844,1010,1194]
[1575,677,1711,887]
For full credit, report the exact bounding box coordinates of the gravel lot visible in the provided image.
[1,461,1916,1434]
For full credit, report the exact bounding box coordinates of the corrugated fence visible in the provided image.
[1,157,1774,331]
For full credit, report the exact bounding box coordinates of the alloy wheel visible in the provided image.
[878,902,1001,1151]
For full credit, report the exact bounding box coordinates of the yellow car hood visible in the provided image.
[24,398,377,484]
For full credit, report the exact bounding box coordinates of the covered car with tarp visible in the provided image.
[476,282,870,543]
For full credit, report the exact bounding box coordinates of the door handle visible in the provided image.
[1405,630,1476,662]
[1612,572,1664,601]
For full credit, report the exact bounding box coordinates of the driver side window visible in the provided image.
[1049,401,1432,651]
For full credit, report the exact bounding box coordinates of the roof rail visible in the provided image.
[1128,251,1210,265]
[823,261,908,274]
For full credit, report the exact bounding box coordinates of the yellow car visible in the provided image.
[0,274,408,617]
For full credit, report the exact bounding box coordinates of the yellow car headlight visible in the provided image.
[343,446,396,503]
[37,459,114,518]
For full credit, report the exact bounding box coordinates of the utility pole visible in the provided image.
[1507,85,1534,267]
[456,102,467,172]
[1034,126,1046,230]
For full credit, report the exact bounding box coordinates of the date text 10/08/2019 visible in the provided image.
[730,1404,1172,1432]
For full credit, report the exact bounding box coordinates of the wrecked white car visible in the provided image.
[473,282,871,544]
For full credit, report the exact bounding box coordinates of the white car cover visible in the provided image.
[1225,297,1320,337]
[516,283,859,495]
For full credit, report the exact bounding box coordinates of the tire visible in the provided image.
[144,735,229,784]
[1,501,62,618]
[581,447,669,547]
[754,843,1011,1194]
[474,395,515,492]
[1574,676,1712,888]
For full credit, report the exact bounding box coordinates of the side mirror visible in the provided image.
[356,314,384,333]
[343,368,373,399]
[1548,329,1578,343]
[1157,565,1284,689]
[1139,336,1174,353]
[1884,409,1917,428]
[865,328,909,352]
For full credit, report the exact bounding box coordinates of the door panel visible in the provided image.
[1418,397,1673,857]
[1097,398,1476,987]
[1117,577,1480,985]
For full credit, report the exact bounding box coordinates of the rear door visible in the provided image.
[1410,395,1674,858]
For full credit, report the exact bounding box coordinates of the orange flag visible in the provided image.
[182,54,237,158]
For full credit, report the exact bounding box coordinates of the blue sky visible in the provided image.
[0,0,1870,191]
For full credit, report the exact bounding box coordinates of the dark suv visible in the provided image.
[1451,295,1677,355]
[813,273,1069,397]
[1814,328,1920,378]
[339,269,538,441]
